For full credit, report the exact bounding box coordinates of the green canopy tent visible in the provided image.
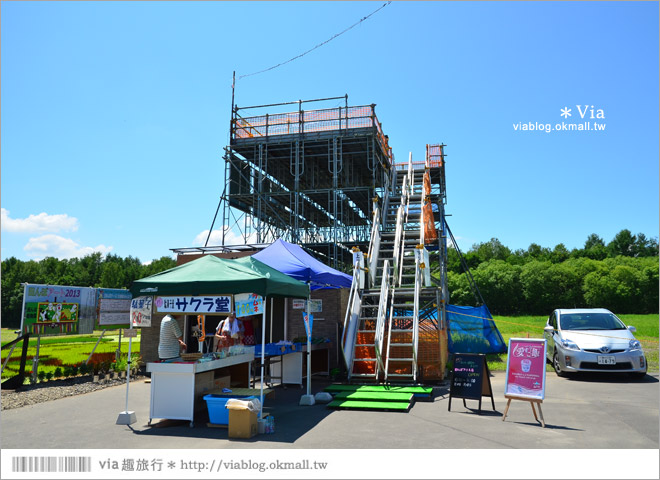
[130,254,310,417]
[130,254,309,299]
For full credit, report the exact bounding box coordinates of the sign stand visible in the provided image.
[502,338,547,428]
[116,327,137,425]
[448,353,495,413]
[502,395,545,428]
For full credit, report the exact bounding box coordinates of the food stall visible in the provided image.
[130,255,310,426]
[147,350,254,427]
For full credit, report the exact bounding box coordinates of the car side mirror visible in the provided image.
[627,325,636,333]
[543,325,554,333]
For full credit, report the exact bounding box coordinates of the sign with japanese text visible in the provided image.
[292,299,305,310]
[450,354,487,400]
[307,299,322,313]
[130,296,153,327]
[97,288,132,328]
[505,338,547,400]
[448,353,496,412]
[154,295,232,314]
[234,293,263,318]
[21,284,97,336]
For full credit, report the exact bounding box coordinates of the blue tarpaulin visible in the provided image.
[446,304,507,354]
[252,239,353,290]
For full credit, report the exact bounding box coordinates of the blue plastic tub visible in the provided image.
[204,395,233,425]
[204,395,257,425]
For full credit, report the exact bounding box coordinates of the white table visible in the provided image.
[146,352,254,427]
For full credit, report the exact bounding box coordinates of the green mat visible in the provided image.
[324,384,432,395]
[333,391,413,402]
[328,399,411,411]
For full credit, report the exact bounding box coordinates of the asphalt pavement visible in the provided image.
[2,371,658,450]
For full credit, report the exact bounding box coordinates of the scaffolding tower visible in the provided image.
[209,95,394,269]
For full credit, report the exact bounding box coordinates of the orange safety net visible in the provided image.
[423,201,438,244]
[423,171,432,197]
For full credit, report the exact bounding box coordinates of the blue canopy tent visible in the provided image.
[252,239,352,403]
[252,239,352,289]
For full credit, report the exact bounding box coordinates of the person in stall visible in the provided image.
[214,311,244,350]
[158,314,187,360]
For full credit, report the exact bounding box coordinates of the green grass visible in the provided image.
[1,328,141,382]
[485,314,659,373]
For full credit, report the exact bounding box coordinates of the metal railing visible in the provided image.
[413,247,423,383]
[341,266,362,379]
[374,260,391,375]
[232,104,392,163]
[367,200,381,289]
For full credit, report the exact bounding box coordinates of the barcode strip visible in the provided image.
[12,456,91,473]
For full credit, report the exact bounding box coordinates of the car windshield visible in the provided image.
[559,313,627,331]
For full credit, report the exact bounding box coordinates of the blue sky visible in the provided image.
[2,1,658,263]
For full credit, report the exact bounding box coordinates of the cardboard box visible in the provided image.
[228,409,258,439]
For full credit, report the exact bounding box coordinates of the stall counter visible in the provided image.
[146,352,254,427]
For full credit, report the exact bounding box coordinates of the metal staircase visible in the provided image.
[341,146,448,384]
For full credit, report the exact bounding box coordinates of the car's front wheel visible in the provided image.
[553,352,565,377]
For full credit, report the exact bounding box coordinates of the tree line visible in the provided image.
[1,253,177,328]
[445,229,659,315]
[1,229,657,327]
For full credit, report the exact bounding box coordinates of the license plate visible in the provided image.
[597,355,616,365]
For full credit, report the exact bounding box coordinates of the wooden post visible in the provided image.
[502,394,545,428]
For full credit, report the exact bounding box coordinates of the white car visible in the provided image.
[543,308,647,378]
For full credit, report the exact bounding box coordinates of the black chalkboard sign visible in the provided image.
[448,353,495,413]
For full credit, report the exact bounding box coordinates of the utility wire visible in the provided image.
[239,2,392,79]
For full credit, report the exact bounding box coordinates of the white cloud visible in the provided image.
[192,229,258,247]
[1,208,79,233]
[24,234,113,260]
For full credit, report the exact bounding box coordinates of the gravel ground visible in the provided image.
[1,374,146,411]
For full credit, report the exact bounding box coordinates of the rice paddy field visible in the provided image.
[1,329,141,383]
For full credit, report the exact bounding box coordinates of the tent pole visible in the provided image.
[284,302,288,342]
[260,297,266,419]
[306,295,312,397]
[269,298,273,343]
[299,289,314,406]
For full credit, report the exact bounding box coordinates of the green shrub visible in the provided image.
[45,372,53,381]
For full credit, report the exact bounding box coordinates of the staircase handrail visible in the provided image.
[407,152,413,196]
[419,185,425,247]
[341,266,362,377]
[374,259,390,373]
[367,200,381,288]
[413,246,422,383]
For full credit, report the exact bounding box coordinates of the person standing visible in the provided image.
[158,314,186,360]
[214,312,244,350]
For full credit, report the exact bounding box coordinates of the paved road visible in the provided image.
[2,371,658,450]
